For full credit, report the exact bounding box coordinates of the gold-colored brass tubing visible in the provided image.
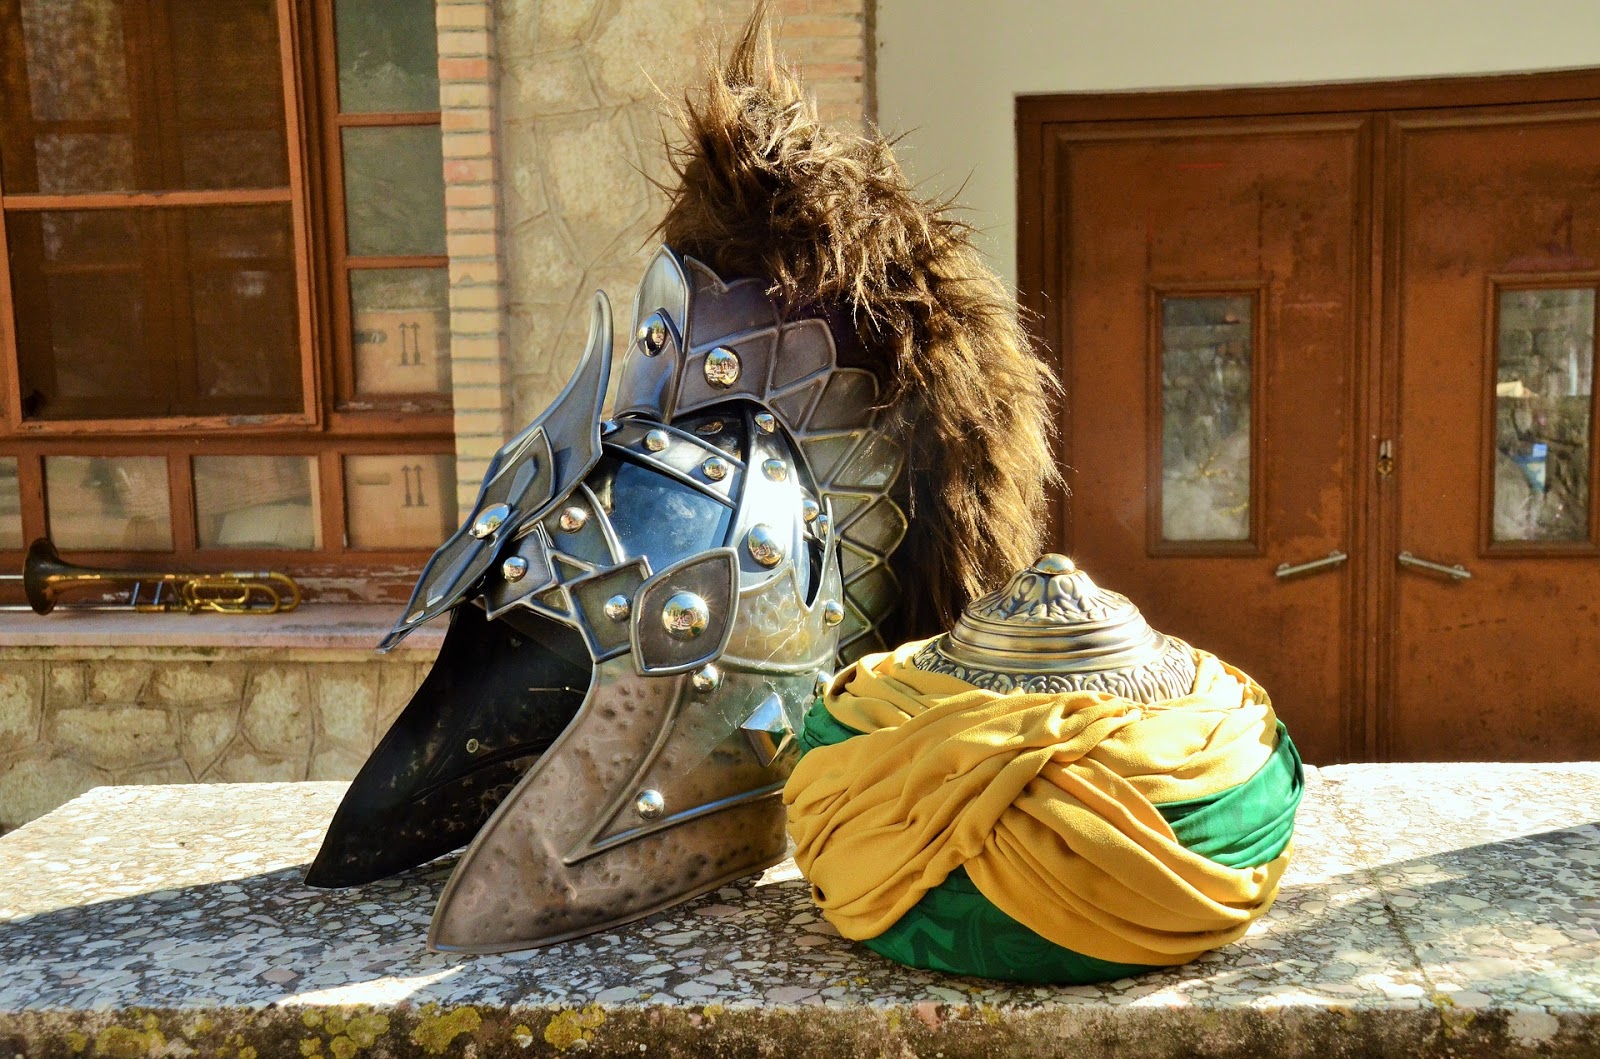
[0,538,303,615]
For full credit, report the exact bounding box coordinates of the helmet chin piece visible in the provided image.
[311,249,906,951]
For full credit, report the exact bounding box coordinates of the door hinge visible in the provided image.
[1377,439,1394,477]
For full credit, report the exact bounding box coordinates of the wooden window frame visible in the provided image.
[0,0,457,600]
[1478,272,1600,558]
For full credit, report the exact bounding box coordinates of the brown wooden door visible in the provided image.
[1052,118,1367,765]
[1386,107,1600,760]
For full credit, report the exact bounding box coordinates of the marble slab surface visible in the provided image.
[0,765,1596,1058]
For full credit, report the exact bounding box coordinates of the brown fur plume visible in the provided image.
[655,5,1060,636]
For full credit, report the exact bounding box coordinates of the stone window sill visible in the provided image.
[0,603,445,652]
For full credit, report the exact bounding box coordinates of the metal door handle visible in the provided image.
[1397,551,1472,580]
[1275,550,1348,579]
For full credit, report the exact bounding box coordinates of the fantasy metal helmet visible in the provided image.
[307,14,1059,953]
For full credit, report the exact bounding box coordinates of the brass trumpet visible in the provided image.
[1,538,302,615]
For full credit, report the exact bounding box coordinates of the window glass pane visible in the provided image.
[45,456,172,552]
[0,460,21,551]
[194,456,320,550]
[1160,295,1253,542]
[1,0,288,193]
[343,455,457,549]
[342,126,446,256]
[1493,287,1594,543]
[335,0,441,114]
[351,268,451,394]
[9,206,302,419]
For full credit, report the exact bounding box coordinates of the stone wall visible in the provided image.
[495,0,874,431]
[0,649,432,832]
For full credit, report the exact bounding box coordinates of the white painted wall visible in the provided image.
[876,0,1600,291]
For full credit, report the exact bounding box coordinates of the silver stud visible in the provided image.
[603,594,631,622]
[814,512,832,538]
[559,506,588,532]
[692,664,722,692]
[813,671,833,699]
[466,738,480,754]
[644,429,670,453]
[502,556,529,582]
[802,497,820,523]
[754,412,777,434]
[471,502,511,539]
[637,314,668,356]
[739,692,794,768]
[634,789,666,820]
[761,458,788,482]
[704,346,741,389]
[702,455,731,482]
[746,524,785,567]
[821,600,844,627]
[406,609,426,624]
[661,592,710,639]
[694,420,725,436]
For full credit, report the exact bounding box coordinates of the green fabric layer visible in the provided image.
[794,701,1303,985]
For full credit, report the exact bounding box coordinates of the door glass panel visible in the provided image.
[350,268,451,394]
[45,456,172,551]
[335,0,441,114]
[194,456,320,549]
[1159,294,1254,542]
[1492,287,1594,543]
[0,460,21,550]
[341,126,446,256]
[343,454,457,549]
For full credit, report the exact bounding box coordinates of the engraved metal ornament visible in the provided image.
[910,554,1198,700]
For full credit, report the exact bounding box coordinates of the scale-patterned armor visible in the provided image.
[306,248,910,952]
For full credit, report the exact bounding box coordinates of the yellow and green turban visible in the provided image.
[783,639,1302,984]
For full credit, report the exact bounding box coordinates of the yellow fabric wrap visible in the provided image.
[782,639,1291,966]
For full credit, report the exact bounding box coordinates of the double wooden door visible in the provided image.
[1021,75,1600,763]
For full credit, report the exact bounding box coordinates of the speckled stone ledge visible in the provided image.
[0,765,1596,1058]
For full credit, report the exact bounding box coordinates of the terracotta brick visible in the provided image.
[449,284,501,310]
[806,0,867,13]
[440,83,490,108]
[446,183,497,207]
[438,57,490,82]
[451,260,503,286]
[437,29,490,57]
[453,410,511,435]
[444,159,494,183]
[789,37,863,63]
[450,335,502,358]
[450,359,507,387]
[796,61,863,81]
[442,109,491,132]
[446,231,498,257]
[435,5,490,28]
[443,134,494,160]
[781,16,862,37]
[451,309,500,335]
[446,205,497,232]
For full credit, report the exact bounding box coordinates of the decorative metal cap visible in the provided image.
[911,553,1197,701]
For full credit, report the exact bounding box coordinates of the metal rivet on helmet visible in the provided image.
[471,502,510,539]
[661,592,710,639]
[694,420,724,436]
[762,458,788,482]
[637,314,669,356]
[754,412,777,434]
[634,789,666,820]
[502,556,529,582]
[704,347,741,389]
[814,512,832,539]
[559,506,589,532]
[644,429,670,452]
[465,738,480,754]
[802,497,820,523]
[702,456,730,482]
[746,524,784,567]
[692,664,722,692]
[822,600,845,627]
[603,594,631,622]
